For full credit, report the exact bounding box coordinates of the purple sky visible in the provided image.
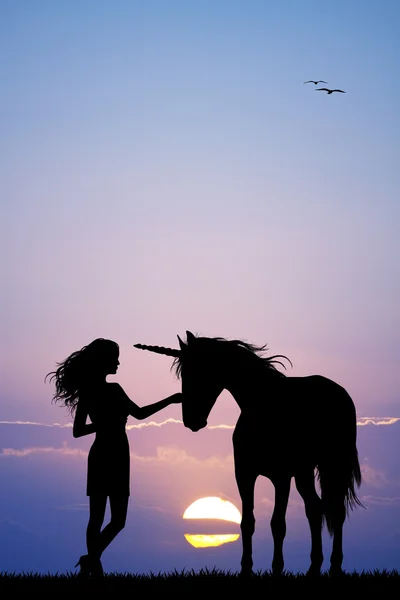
[0,417,399,574]
[1,0,399,575]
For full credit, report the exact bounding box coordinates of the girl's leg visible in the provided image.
[87,494,107,559]
[97,494,129,557]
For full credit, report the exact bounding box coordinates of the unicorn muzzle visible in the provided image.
[183,416,208,432]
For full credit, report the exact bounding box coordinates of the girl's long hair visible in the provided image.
[45,338,119,416]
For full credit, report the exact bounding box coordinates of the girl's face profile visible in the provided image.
[99,346,119,376]
[106,350,120,375]
[88,343,120,378]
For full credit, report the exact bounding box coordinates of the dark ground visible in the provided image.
[0,568,399,595]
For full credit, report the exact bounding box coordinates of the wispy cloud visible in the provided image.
[132,446,234,469]
[360,463,390,487]
[357,417,400,426]
[0,444,87,458]
[0,421,72,428]
[127,418,183,430]
[57,503,89,511]
[0,443,233,469]
[0,419,184,430]
[257,495,305,519]
[361,495,400,506]
[0,416,398,433]
[0,518,30,533]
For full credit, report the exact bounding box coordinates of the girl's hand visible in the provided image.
[170,392,183,404]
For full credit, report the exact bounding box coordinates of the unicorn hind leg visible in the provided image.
[320,455,361,575]
[327,493,346,575]
[294,470,324,576]
[319,472,347,575]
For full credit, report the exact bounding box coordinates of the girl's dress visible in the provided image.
[85,383,130,496]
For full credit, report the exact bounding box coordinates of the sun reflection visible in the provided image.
[184,534,240,548]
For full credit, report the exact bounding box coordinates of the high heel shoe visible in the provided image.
[74,554,91,578]
[90,557,104,580]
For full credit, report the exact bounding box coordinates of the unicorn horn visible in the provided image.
[133,343,181,358]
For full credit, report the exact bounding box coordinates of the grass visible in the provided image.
[0,568,399,594]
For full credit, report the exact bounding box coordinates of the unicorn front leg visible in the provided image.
[236,472,257,576]
[270,475,291,575]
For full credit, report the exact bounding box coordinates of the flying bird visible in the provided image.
[316,88,346,94]
[304,80,327,84]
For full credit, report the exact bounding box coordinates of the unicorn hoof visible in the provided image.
[239,567,254,578]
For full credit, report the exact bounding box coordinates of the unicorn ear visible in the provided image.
[177,335,186,350]
[186,330,195,344]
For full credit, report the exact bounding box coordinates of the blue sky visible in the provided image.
[1,0,399,575]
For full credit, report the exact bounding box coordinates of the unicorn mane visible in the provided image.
[172,334,292,379]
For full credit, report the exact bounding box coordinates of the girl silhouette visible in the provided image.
[46,338,182,579]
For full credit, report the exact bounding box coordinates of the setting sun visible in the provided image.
[184,534,240,548]
[183,496,242,524]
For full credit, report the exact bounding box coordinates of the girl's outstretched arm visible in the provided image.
[73,399,96,438]
[115,383,182,420]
